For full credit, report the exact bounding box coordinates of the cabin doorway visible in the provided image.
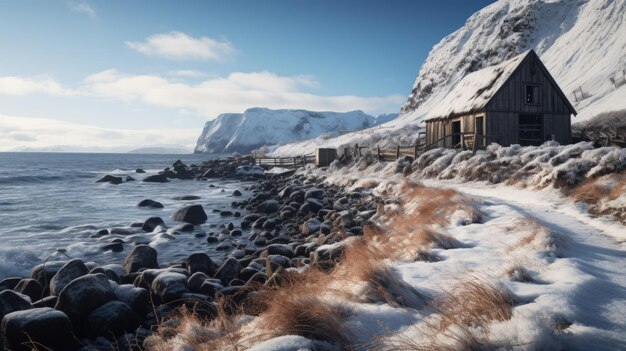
[475,116,484,147]
[518,114,543,146]
[451,121,461,147]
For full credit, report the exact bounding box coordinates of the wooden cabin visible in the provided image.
[425,50,577,148]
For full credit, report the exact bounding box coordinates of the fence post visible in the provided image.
[396,145,400,159]
[414,144,418,159]
[377,145,381,161]
[461,134,465,150]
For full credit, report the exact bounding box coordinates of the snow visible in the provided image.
[271,0,626,157]
[195,108,396,154]
[245,335,334,351]
[425,51,528,120]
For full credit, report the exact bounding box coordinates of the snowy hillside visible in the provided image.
[194,108,396,154]
[401,0,626,124]
[272,0,626,156]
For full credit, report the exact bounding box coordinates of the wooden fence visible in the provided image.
[254,155,316,168]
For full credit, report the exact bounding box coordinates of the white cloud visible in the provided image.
[0,76,75,96]
[125,32,236,61]
[0,114,198,152]
[167,70,209,78]
[82,70,404,117]
[68,2,96,20]
[0,70,404,120]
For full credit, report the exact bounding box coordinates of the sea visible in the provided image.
[0,152,253,279]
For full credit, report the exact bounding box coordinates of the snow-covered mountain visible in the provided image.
[399,0,626,125]
[271,0,625,156]
[194,108,396,154]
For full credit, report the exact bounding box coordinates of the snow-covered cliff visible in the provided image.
[270,0,625,156]
[399,0,626,125]
[194,108,396,154]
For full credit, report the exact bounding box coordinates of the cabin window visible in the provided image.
[525,85,539,104]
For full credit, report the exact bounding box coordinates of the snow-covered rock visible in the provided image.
[194,108,396,154]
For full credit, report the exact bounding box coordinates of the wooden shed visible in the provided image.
[425,50,577,148]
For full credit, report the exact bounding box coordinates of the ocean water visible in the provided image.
[0,152,253,279]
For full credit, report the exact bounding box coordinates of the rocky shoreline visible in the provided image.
[0,156,381,350]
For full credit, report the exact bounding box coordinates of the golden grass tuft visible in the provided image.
[435,276,514,328]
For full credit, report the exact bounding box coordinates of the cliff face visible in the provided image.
[194,108,395,154]
[399,0,626,125]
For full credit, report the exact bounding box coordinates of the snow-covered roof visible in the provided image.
[425,51,530,121]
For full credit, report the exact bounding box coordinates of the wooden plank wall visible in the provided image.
[486,53,572,146]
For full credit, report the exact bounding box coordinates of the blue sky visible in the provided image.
[0,0,494,151]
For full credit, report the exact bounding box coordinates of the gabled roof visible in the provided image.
[425,50,576,121]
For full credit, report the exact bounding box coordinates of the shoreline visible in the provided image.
[0,155,382,350]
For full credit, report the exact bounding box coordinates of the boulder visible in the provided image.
[54,273,116,324]
[172,195,201,201]
[142,216,166,232]
[232,190,242,196]
[32,296,57,308]
[304,188,324,199]
[266,244,295,258]
[143,174,169,183]
[0,290,32,321]
[30,261,67,287]
[101,242,124,252]
[172,204,208,224]
[188,272,210,293]
[49,259,90,296]
[0,278,21,292]
[124,245,159,273]
[95,175,123,185]
[186,252,218,276]
[258,200,280,214]
[85,301,140,337]
[113,284,150,316]
[1,308,76,351]
[138,199,164,208]
[151,272,188,303]
[13,279,43,301]
[135,168,146,173]
[301,218,321,235]
[214,257,241,285]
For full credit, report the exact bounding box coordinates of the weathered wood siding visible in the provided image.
[426,112,486,147]
[486,52,572,146]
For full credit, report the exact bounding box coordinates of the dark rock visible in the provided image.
[188,272,210,293]
[143,174,169,183]
[95,175,123,185]
[220,210,233,216]
[305,188,324,199]
[230,229,243,236]
[136,168,146,173]
[49,259,89,296]
[306,198,324,212]
[151,272,188,303]
[0,290,32,321]
[258,200,280,214]
[101,242,124,252]
[85,301,140,337]
[0,278,21,292]
[14,279,43,301]
[199,280,224,297]
[267,244,295,258]
[232,190,242,196]
[113,284,150,316]
[289,190,305,203]
[246,271,269,286]
[187,252,217,276]
[206,236,219,243]
[262,218,279,230]
[32,296,57,308]
[126,176,135,182]
[124,245,159,274]
[214,258,241,284]
[54,273,116,324]
[1,307,76,351]
[142,216,166,232]
[267,255,292,272]
[138,199,164,208]
[172,195,201,200]
[172,204,208,224]
[30,261,66,288]
[173,223,195,232]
